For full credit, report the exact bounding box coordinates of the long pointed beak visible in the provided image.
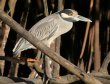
[77,15,92,22]
[73,15,92,22]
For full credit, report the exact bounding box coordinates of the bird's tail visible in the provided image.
[13,38,24,55]
[13,38,36,56]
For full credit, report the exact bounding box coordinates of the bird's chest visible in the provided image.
[48,21,72,43]
[57,20,73,35]
[43,18,73,46]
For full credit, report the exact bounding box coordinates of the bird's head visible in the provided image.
[59,9,92,22]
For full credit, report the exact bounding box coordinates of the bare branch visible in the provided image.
[0,76,43,84]
[43,0,48,16]
[0,0,6,10]
[50,74,110,84]
[99,52,110,74]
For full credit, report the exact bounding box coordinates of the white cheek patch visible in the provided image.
[61,13,72,18]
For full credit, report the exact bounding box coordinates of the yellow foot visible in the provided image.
[27,58,39,62]
[56,76,61,79]
[52,76,61,80]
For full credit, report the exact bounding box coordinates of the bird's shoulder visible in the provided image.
[28,13,63,40]
[29,13,60,31]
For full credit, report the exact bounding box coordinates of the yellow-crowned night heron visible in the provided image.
[13,9,91,78]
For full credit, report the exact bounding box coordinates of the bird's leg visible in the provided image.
[42,53,52,83]
[45,56,52,78]
[28,67,38,79]
[36,50,42,60]
[51,61,61,79]
[42,53,47,83]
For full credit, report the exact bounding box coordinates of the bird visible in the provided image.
[13,9,91,78]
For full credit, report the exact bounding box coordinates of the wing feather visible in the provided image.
[13,16,59,54]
